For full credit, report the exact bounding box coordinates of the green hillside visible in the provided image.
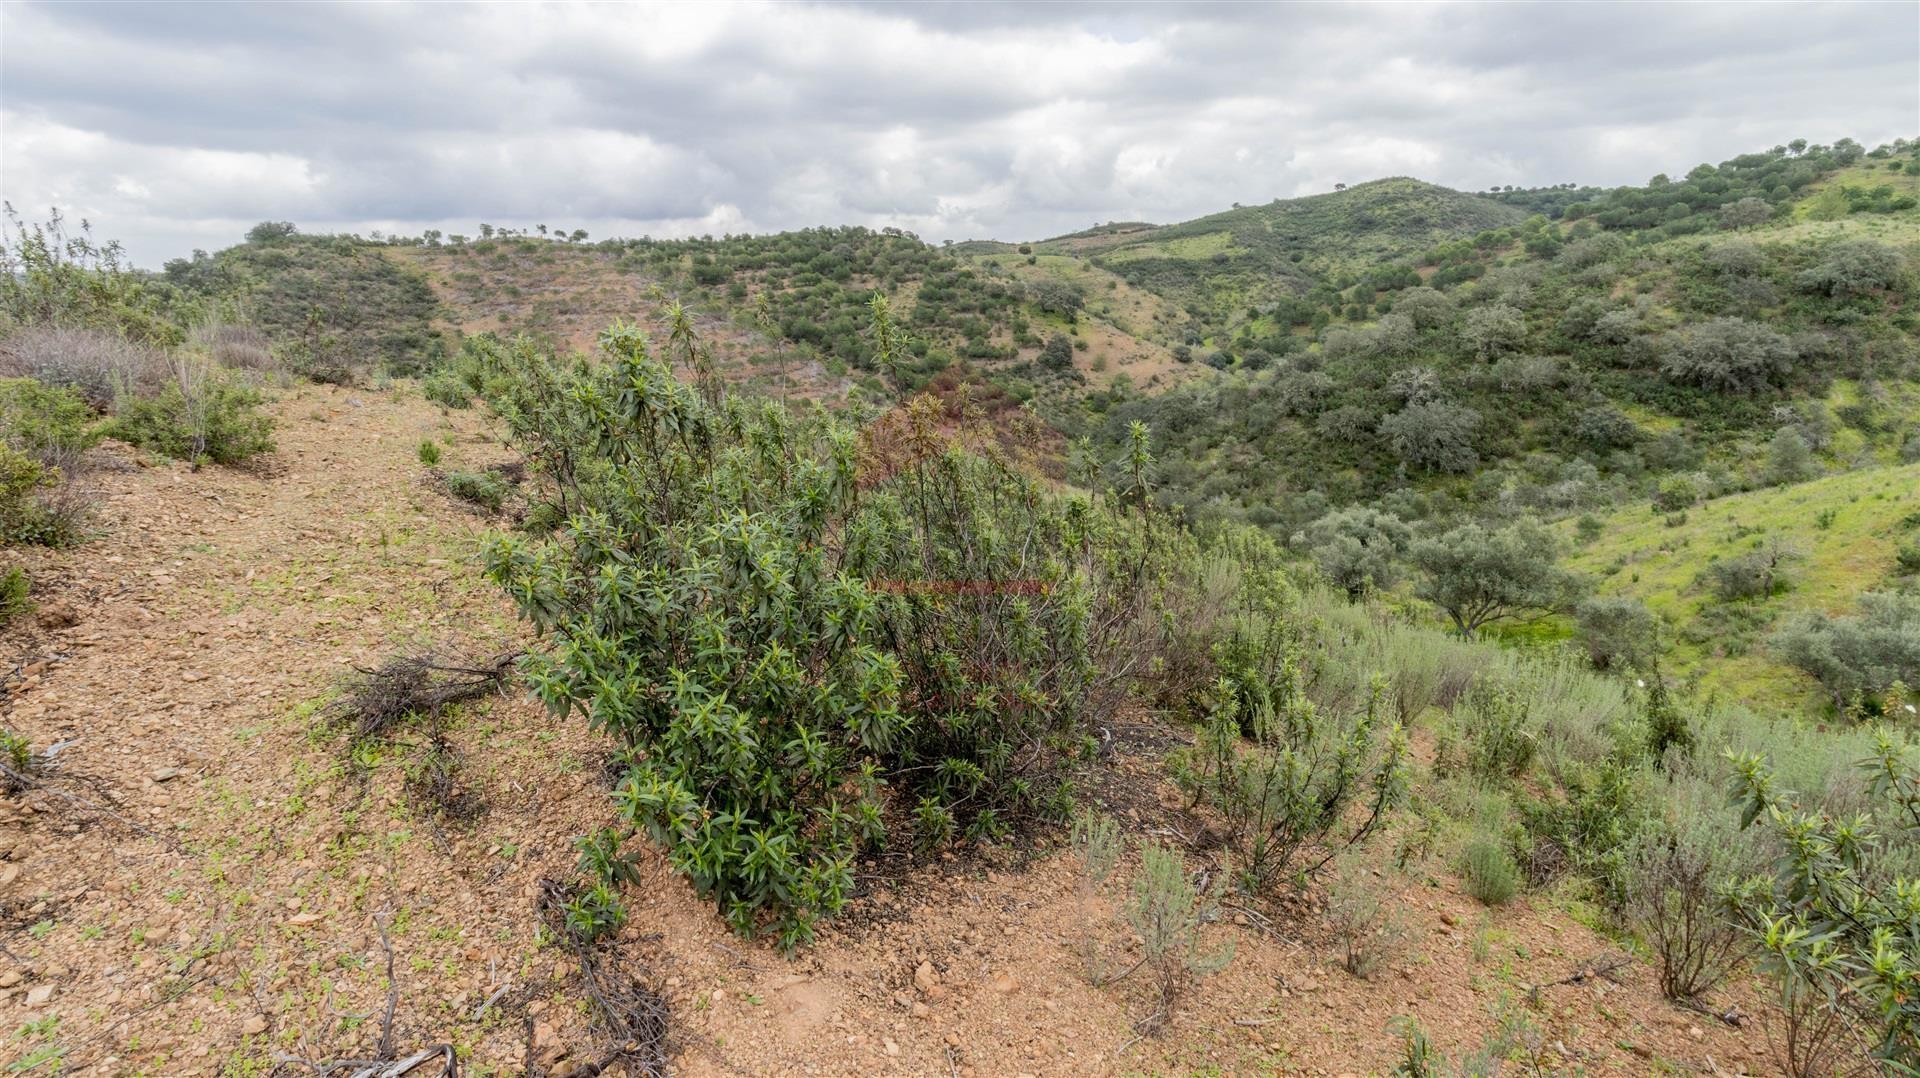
[1566,458,1920,710]
[1035,178,1527,335]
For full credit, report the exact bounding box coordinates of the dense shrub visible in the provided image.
[1729,734,1920,1070]
[1574,595,1660,671]
[1298,506,1411,601]
[1773,591,1920,709]
[1794,239,1904,299]
[1463,833,1520,906]
[1378,401,1481,474]
[443,469,507,511]
[1409,519,1572,638]
[1701,538,1800,602]
[1660,317,1796,393]
[484,319,1161,947]
[0,378,98,468]
[107,364,275,466]
[1174,607,1407,892]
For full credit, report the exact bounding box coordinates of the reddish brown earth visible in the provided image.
[0,385,1780,1075]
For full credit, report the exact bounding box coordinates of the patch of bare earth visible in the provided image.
[0,385,1774,1075]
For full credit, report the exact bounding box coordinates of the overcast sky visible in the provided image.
[2,1,1915,266]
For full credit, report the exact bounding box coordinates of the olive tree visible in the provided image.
[1378,401,1481,474]
[1660,317,1796,393]
[1410,519,1575,638]
[1299,507,1412,601]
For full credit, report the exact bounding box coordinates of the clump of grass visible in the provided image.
[0,566,29,624]
[1462,795,1520,907]
[443,469,507,511]
[417,440,442,466]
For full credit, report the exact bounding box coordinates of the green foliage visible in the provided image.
[0,566,28,625]
[1462,832,1520,906]
[1795,239,1905,299]
[1773,591,1920,710]
[1574,595,1659,671]
[1378,401,1481,474]
[1454,678,1540,781]
[1728,734,1920,1070]
[1661,317,1796,394]
[1410,519,1574,638]
[0,207,184,346]
[443,469,506,511]
[165,229,446,377]
[1175,613,1407,892]
[1764,427,1818,485]
[416,440,441,466]
[1039,333,1074,372]
[0,446,71,546]
[1701,536,1800,602]
[0,378,99,465]
[1300,506,1412,601]
[420,369,473,409]
[1125,842,1233,1034]
[484,316,1158,948]
[107,370,275,466]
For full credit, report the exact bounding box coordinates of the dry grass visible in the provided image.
[0,324,170,408]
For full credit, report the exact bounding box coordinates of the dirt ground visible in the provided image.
[1,384,1783,1075]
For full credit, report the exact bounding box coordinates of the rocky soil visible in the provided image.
[0,384,1778,1075]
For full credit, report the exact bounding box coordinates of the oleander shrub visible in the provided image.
[1729,734,1920,1072]
[484,317,1162,948]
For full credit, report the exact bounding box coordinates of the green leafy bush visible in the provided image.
[443,469,506,511]
[0,378,100,466]
[421,369,474,409]
[0,447,74,546]
[484,318,1159,948]
[1574,595,1659,671]
[1463,833,1520,906]
[107,367,274,465]
[1729,733,1920,1071]
[1773,591,1920,710]
[1175,611,1407,892]
[0,566,28,624]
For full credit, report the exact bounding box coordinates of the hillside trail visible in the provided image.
[0,384,1773,1076]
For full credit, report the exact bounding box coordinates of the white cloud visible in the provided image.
[0,1,1913,265]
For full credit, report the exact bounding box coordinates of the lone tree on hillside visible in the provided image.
[1410,519,1576,638]
[1040,333,1074,372]
[1719,197,1772,230]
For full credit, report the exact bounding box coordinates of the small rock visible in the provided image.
[1439,911,1459,927]
[910,1001,930,1019]
[150,767,185,783]
[913,960,945,1000]
[23,985,52,1006]
[883,1038,900,1058]
[0,971,19,988]
[241,1015,268,1036]
[286,912,323,927]
[991,972,1019,995]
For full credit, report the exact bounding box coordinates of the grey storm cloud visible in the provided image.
[1,0,1914,265]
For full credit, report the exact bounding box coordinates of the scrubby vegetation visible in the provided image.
[9,134,1920,1069]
